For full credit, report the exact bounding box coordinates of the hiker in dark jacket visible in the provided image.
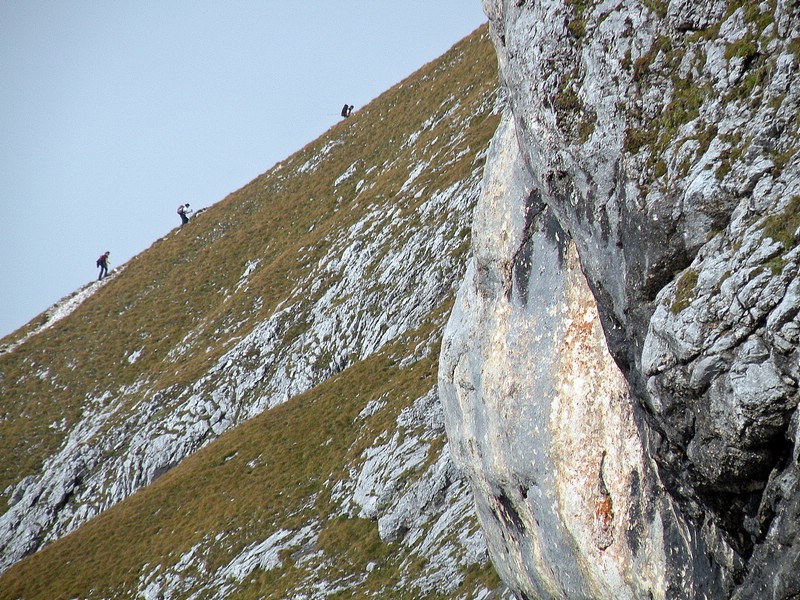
[96,251,110,280]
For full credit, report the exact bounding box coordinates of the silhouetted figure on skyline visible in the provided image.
[177,203,192,225]
[96,251,110,280]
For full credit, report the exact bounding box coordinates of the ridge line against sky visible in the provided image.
[0,1,488,338]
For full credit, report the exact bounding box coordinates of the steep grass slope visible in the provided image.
[0,26,505,598]
[2,321,501,598]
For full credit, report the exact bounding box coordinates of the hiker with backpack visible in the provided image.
[96,251,110,280]
[177,203,192,225]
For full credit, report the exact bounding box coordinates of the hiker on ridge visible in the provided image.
[341,103,350,118]
[96,251,110,280]
[177,203,192,225]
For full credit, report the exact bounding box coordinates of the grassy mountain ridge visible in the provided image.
[0,24,497,490]
[0,25,506,597]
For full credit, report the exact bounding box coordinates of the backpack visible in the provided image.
[177,204,184,215]
[96,256,104,267]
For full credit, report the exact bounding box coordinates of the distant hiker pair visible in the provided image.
[96,251,110,280]
[341,103,354,118]
[177,203,192,225]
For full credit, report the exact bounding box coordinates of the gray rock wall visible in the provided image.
[441,1,800,598]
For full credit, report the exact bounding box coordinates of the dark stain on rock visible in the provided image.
[493,490,527,534]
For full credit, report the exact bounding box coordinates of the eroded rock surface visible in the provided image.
[441,1,800,598]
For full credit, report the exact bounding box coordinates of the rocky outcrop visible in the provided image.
[441,112,673,599]
[441,1,800,598]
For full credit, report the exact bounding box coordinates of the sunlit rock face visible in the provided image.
[441,1,800,598]
[441,111,688,599]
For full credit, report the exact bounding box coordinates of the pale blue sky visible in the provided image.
[0,1,488,338]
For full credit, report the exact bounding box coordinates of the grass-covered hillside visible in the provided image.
[0,25,507,598]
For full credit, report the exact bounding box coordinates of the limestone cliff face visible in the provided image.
[440,1,800,598]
